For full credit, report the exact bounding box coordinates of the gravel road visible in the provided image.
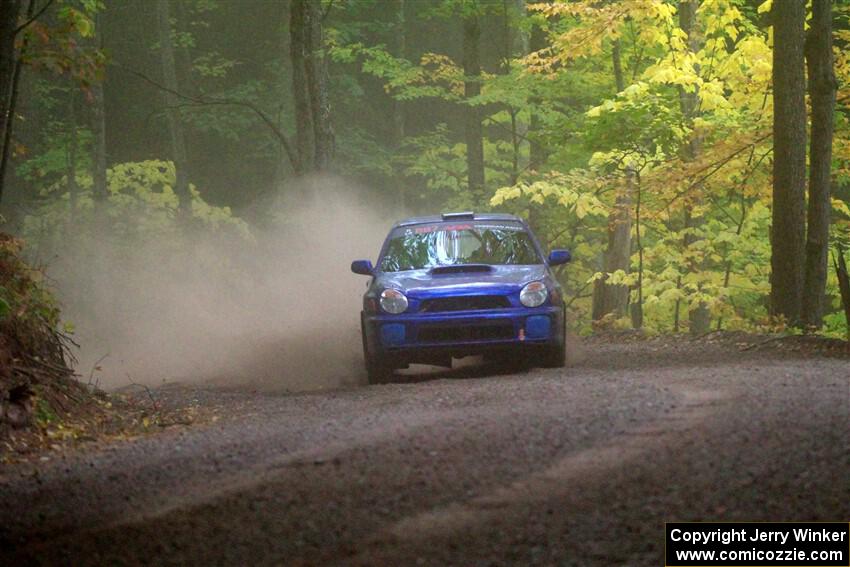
[1,337,848,566]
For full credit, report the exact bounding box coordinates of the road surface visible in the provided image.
[1,336,848,566]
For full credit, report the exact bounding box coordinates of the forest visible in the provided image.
[0,0,848,351]
[1,2,849,563]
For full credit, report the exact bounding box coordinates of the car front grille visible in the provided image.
[419,295,511,313]
[417,321,515,343]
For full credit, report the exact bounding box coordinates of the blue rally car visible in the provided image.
[351,212,572,383]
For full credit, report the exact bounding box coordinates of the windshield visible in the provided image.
[379,221,541,272]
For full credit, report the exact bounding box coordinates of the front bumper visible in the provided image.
[362,306,564,363]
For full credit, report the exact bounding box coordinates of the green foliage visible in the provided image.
[21,1,106,91]
[21,160,252,245]
[35,397,58,426]
[492,173,607,219]
[10,0,850,341]
[584,83,687,170]
[192,52,237,78]
[320,0,849,336]
[0,235,62,331]
[17,128,93,181]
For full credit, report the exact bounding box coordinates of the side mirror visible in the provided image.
[351,259,374,275]
[548,249,571,266]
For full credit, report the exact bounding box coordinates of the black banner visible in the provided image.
[665,522,850,566]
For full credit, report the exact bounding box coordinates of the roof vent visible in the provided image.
[441,211,475,221]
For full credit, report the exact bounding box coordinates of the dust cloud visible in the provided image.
[49,176,395,391]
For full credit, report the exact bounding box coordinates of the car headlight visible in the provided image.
[380,288,408,314]
[520,281,548,308]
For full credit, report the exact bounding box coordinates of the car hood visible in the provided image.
[376,265,547,297]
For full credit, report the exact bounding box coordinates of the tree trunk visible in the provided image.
[67,88,78,224]
[592,168,633,322]
[0,0,23,203]
[502,0,519,186]
[802,0,837,329]
[289,0,312,175]
[770,0,807,326]
[592,41,632,324]
[510,0,529,182]
[393,0,406,208]
[462,10,485,197]
[683,208,711,333]
[612,39,625,92]
[392,0,406,148]
[717,187,749,331]
[630,171,644,329]
[528,19,546,171]
[834,244,850,341]
[0,0,21,151]
[273,1,291,186]
[156,0,191,212]
[90,11,108,203]
[673,276,682,332]
[173,0,195,97]
[677,0,710,335]
[303,0,333,171]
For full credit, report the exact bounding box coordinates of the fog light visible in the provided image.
[380,323,405,347]
[525,315,550,339]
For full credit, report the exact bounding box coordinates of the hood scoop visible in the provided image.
[430,264,493,275]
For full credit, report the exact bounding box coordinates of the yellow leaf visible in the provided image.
[832,198,850,218]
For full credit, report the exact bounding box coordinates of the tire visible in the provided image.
[365,354,393,384]
[541,338,566,368]
[361,316,393,384]
[542,310,567,368]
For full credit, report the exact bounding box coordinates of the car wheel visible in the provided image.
[361,318,393,384]
[365,351,393,384]
[541,338,566,368]
[542,312,567,368]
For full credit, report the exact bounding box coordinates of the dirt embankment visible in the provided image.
[0,234,78,437]
[0,233,200,461]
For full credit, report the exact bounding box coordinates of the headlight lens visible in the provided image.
[520,281,548,308]
[380,288,408,314]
